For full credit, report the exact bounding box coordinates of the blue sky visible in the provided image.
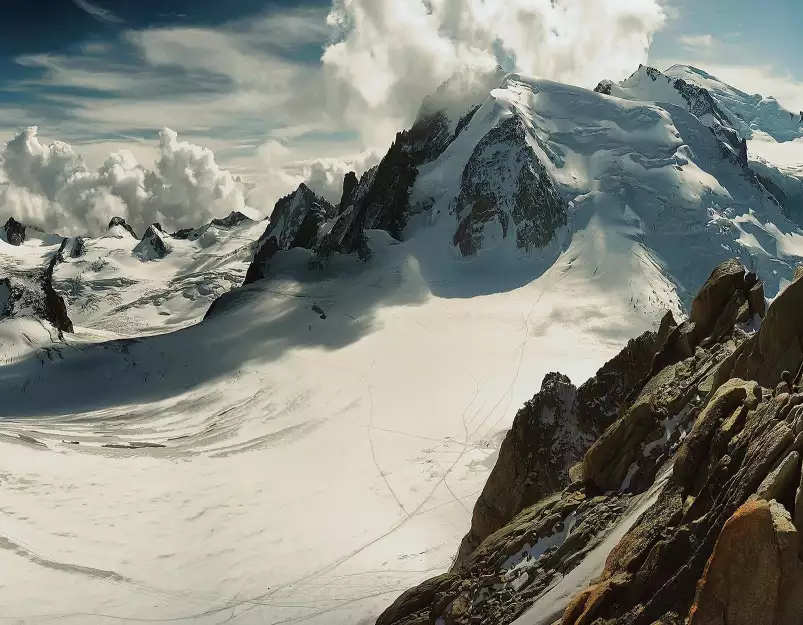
[0,0,801,207]
[650,0,803,108]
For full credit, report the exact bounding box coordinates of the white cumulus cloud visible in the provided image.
[321,0,667,142]
[0,127,254,237]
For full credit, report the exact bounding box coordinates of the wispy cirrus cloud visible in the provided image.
[679,34,714,50]
[73,0,123,24]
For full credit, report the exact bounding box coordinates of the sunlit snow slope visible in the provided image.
[1,65,803,625]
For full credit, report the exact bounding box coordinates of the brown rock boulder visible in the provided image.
[688,499,803,625]
[562,573,629,625]
[673,379,759,492]
[748,282,766,319]
[690,259,747,339]
[454,373,588,565]
[731,273,803,388]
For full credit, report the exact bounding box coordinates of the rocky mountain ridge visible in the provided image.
[0,210,263,335]
[242,64,803,321]
[374,257,803,625]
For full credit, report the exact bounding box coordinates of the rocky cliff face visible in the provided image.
[42,239,73,334]
[338,171,359,216]
[210,211,251,229]
[451,116,568,256]
[454,321,672,567]
[134,224,172,260]
[1,239,73,335]
[376,258,803,625]
[244,184,336,284]
[3,217,26,246]
[107,216,138,239]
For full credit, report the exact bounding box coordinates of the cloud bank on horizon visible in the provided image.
[1,0,667,236]
[0,127,253,237]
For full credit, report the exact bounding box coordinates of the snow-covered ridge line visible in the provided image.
[1,209,266,336]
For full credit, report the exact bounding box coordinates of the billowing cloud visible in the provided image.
[321,0,667,142]
[0,127,254,237]
[0,0,670,229]
[244,141,381,215]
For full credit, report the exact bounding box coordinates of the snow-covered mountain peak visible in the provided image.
[665,64,803,143]
[134,223,172,260]
[105,216,138,239]
[416,65,508,131]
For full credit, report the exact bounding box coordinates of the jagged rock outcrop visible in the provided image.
[726,272,803,388]
[243,236,279,286]
[210,211,251,229]
[738,137,749,167]
[579,312,678,435]
[688,499,803,625]
[376,259,788,625]
[134,224,171,260]
[451,116,567,256]
[243,184,335,284]
[454,373,592,566]
[268,184,335,251]
[338,171,358,216]
[43,240,73,334]
[314,167,378,264]
[2,239,73,334]
[107,216,138,238]
[552,270,803,625]
[594,80,613,96]
[3,217,26,246]
[69,236,86,258]
[455,322,672,566]
[0,277,37,318]
[317,72,506,263]
[577,261,765,493]
[337,133,420,253]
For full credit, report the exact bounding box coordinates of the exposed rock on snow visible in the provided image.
[338,171,358,216]
[69,236,86,258]
[134,224,172,260]
[243,235,279,286]
[210,211,251,229]
[3,216,26,246]
[0,239,73,334]
[593,80,613,96]
[270,184,336,251]
[106,216,138,239]
[43,239,73,334]
[452,116,567,256]
[243,183,335,284]
[317,70,506,263]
